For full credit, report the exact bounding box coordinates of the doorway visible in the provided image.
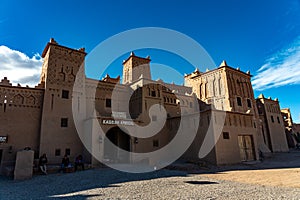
[238,135,255,161]
[104,127,131,163]
[0,149,3,166]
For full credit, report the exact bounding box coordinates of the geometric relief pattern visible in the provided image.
[26,95,36,106]
[68,74,75,83]
[13,94,24,105]
[58,72,66,82]
[47,65,56,84]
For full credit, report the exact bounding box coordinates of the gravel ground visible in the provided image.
[1,167,300,200]
[2,151,300,200]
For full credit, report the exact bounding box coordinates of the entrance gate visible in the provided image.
[238,135,255,161]
[104,127,131,163]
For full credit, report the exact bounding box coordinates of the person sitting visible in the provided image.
[61,154,70,172]
[74,155,84,171]
[39,153,48,175]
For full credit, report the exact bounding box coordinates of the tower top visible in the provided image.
[219,60,228,67]
[122,52,152,84]
[50,38,58,44]
[102,74,120,84]
[258,94,265,99]
[41,38,86,58]
[122,51,151,65]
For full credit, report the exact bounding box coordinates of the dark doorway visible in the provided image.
[0,149,3,166]
[104,127,130,163]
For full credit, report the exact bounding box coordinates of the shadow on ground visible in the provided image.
[0,168,188,199]
[1,150,300,199]
[185,180,218,185]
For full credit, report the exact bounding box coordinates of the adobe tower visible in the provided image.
[39,38,86,163]
[122,52,151,84]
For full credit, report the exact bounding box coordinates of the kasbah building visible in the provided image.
[0,38,297,175]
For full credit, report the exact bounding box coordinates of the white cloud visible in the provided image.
[0,45,43,87]
[252,36,300,91]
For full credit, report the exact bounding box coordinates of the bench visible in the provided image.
[63,166,75,173]
[33,165,61,174]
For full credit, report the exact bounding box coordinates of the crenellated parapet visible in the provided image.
[0,85,44,109]
[0,77,12,86]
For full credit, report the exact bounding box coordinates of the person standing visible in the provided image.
[39,153,48,175]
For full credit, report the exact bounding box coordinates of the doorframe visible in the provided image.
[238,135,256,161]
[0,149,2,164]
[104,126,131,163]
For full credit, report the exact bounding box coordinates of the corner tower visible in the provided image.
[122,52,151,84]
[39,38,86,163]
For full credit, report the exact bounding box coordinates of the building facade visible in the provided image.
[0,39,291,174]
[281,108,299,148]
[256,95,289,152]
[184,61,260,164]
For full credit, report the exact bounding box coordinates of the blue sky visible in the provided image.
[0,0,300,122]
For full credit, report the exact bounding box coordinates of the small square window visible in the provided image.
[61,118,68,127]
[106,99,111,108]
[237,97,242,106]
[62,90,69,99]
[223,132,230,139]
[152,115,157,121]
[277,116,280,124]
[153,140,159,147]
[55,149,61,156]
[271,116,274,123]
[65,148,70,156]
[247,99,252,108]
[151,91,156,97]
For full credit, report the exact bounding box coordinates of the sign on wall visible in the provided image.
[112,111,127,119]
[102,119,134,126]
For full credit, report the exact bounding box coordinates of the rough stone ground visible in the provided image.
[1,150,300,200]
